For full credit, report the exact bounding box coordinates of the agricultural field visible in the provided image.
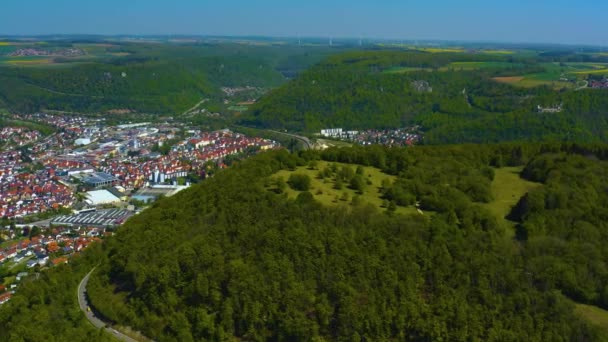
[492,76,524,84]
[0,42,95,68]
[0,57,53,66]
[479,49,515,55]
[0,56,91,69]
[415,47,465,53]
[537,62,600,79]
[383,66,431,74]
[569,62,608,75]
[409,47,515,55]
[0,40,312,114]
[493,62,608,88]
[441,61,524,71]
[272,161,418,215]
[0,41,143,69]
[493,78,573,89]
[378,44,520,55]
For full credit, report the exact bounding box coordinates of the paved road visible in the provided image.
[269,130,312,150]
[78,268,139,342]
[232,125,312,150]
[182,98,209,115]
[575,79,589,91]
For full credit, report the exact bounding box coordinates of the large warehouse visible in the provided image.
[85,190,121,206]
[83,172,116,189]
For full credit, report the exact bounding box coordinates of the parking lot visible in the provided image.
[50,209,134,227]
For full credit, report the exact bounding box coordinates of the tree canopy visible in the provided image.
[77,143,608,341]
[242,51,608,144]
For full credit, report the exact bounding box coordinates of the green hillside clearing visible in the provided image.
[576,304,608,332]
[273,161,418,215]
[481,167,542,238]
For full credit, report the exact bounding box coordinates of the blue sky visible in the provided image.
[1,0,606,45]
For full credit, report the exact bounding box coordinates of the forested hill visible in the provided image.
[4,143,607,340]
[0,42,335,114]
[0,56,283,114]
[243,51,608,144]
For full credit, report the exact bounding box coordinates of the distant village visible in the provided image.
[0,225,103,305]
[589,77,608,89]
[6,48,84,57]
[0,113,277,219]
[318,127,422,147]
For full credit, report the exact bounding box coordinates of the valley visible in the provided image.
[1,35,608,341]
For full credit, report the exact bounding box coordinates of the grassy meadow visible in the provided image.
[575,303,608,332]
[415,47,465,53]
[271,162,542,224]
[272,161,418,215]
[481,167,542,238]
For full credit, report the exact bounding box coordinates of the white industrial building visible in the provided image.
[320,128,343,137]
[148,170,188,184]
[85,190,121,206]
[320,128,359,139]
[75,137,92,146]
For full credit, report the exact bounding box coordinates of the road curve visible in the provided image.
[78,268,139,342]
[268,130,312,150]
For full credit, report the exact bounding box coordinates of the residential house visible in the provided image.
[16,272,28,282]
[0,292,11,305]
[51,257,68,266]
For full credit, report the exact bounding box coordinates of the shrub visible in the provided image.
[288,173,311,191]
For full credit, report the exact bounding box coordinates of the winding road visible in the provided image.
[78,268,140,342]
[181,98,209,116]
[268,130,313,150]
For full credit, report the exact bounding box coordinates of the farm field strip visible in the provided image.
[383,66,431,74]
[442,61,524,70]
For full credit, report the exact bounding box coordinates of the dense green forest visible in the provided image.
[3,144,601,341]
[3,41,608,340]
[244,51,608,144]
[0,244,111,341]
[4,42,608,147]
[1,144,608,340]
[0,42,336,114]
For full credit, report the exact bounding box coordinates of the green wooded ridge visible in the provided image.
[244,51,608,144]
[0,43,334,114]
[3,143,608,341]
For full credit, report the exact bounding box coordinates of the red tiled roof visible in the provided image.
[0,292,11,303]
[51,257,68,266]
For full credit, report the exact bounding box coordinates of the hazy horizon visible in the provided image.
[1,0,607,46]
